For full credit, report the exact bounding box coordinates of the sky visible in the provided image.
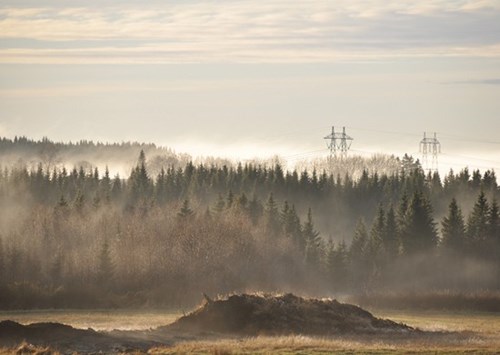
[1,0,500,174]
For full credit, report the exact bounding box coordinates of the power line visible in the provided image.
[420,132,441,173]
[324,126,353,159]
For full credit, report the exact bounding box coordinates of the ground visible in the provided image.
[152,309,500,354]
[0,307,499,354]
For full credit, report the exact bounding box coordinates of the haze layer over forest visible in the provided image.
[0,137,498,309]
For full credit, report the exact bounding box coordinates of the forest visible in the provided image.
[0,137,499,309]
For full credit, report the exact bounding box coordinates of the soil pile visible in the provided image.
[0,320,156,354]
[168,293,413,335]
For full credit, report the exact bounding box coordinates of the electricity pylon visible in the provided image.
[324,126,353,159]
[420,132,441,173]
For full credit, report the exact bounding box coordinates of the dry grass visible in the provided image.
[151,310,500,354]
[0,309,179,331]
[149,335,500,354]
[0,342,59,355]
[1,309,499,354]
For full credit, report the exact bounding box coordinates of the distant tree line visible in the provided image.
[0,148,498,308]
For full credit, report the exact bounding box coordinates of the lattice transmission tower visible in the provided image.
[324,126,353,159]
[419,132,441,173]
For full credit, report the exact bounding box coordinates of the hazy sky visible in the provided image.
[1,0,500,173]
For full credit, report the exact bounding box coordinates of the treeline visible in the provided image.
[0,136,198,178]
[0,150,498,308]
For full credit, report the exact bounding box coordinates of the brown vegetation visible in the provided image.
[167,293,413,336]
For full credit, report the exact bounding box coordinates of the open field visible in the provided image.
[0,309,179,331]
[1,308,498,354]
[151,309,500,354]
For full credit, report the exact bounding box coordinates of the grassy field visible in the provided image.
[1,309,499,354]
[151,309,500,354]
[0,309,179,331]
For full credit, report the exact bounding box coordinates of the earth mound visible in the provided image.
[168,293,413,335]
[0,320,156,353]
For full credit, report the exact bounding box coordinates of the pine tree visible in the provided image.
[101,166,111,200]
[155,168,167,204]
[367,205,384,271]
[383,206,399,257]
[178,199,194,218]
[303,208,321,268]
[264,193,281,236]
[247,194,262,225]
[97,239,114,286]
[397,192,409,233]
[466,191,490,252]
[489,199,500,241]
[326,239,347,288]
[73,189,85,213]
[400,191,437,254]
[226,190,234,209]
[130,150,152,200]
[486,199,499,259]
[441,198,465,251]
[111,174,122,200]
[279,201,290,229]
[349,219,368,262]
[370,205,385,248]
[349,219,369,290]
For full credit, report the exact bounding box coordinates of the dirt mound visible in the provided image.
[168,293,413,336]
[0,320,156,354]
[0,320,101,346]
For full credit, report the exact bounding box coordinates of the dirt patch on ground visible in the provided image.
[0,320,157,354]
[166,293,414,336]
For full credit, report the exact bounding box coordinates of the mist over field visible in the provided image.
[0,136,498,310]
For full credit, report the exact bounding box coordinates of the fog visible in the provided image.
[0,136,498,309]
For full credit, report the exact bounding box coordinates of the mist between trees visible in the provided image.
[0,144,499,309]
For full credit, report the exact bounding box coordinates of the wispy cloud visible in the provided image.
[1,0,499,63]
[445,78,500,85]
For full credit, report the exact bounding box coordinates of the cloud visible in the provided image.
[0,1,499,64]
[446,78,500,85]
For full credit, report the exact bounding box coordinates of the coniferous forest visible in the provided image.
[0,137,499,309]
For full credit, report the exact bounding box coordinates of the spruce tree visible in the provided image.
[73,189,85,213]
[178,199,194,218]
[226,190,234,209]
[370,205,385,248]
[349,219,368,263]
[401,191,437,254]
[130,150,152,199]
[247,194,262,225]
[349,219,369,290]
[326,239,347,288]
[383,205,399,258]
[155,168,167,204]
[264,193,281,236]
[97,239,114,286]
[285,204,303,250]
[489,199,500,241]
[441,198,465,251]
[487,199,500,259]
[303,208,321,268]
[466,191,490,252]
